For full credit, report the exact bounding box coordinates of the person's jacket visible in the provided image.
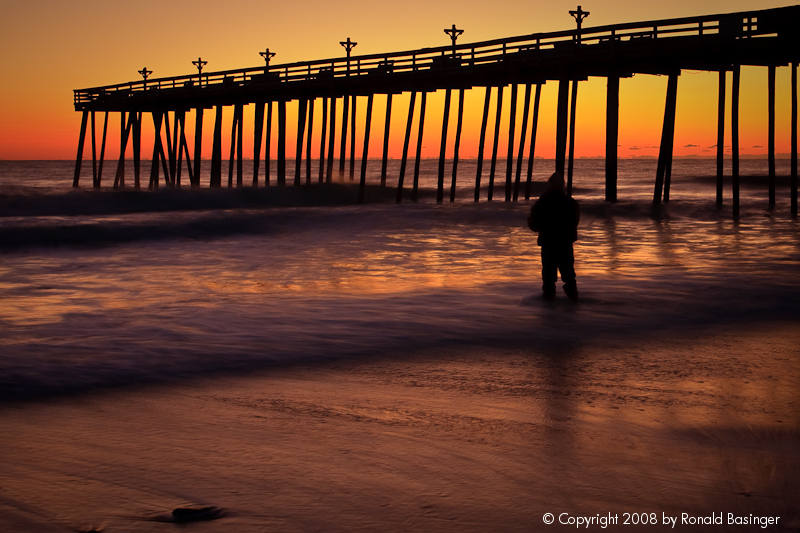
[528,191,580,246]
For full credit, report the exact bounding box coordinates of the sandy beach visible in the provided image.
[1,319,798,532]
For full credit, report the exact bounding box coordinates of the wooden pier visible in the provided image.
[73,5,800,216]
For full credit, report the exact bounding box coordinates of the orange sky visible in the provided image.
[0,0,796,160]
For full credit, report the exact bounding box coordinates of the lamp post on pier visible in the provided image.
[340,37,357,76]
[259,48,276,70]
[444,24,464,56]
[138,67,152,90]
[569,5,590,44]
[192,57,208,85]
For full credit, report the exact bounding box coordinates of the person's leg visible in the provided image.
[541,246,557,299]
[558,244,578,300]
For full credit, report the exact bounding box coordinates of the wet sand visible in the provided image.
[1,323,798,532]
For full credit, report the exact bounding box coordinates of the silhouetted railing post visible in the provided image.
[732,65,741,219]
[437,89,452,203]
[716,70,726,207]
[412,92,427,202]
[397,91,417,203]
[504,84,518,202]
[768,65,776,210]
[358,94,374,203]
[525,83,542,200]
[605,76,619,202]
[489,85,504,201]
[474,87,491,202]
[569,5,590,44]
[450,88,465,203]
[444,24,464,56]
[192,57,207,86]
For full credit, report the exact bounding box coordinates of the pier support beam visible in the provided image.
[397,91,417,203]
[768,65,776,210]
[96,111,108,188]
[278,100,287,186]
[114,111,133,189]
[193,108,203,187]
[505,83,518,202]
[228,106,238,187]
[211,105,223,187]
[133,112,142,189]
[412,92,427,202]
[653,73,678,204]
[793,62,798,217]
[72,110,89,187]
[474,86,491,202]
[350,95,357,179]
[526,84,542,200]
[91,111,97,188]
[716,71,726,207]
[488,85,504,201]
[450,88,465,203]
[319,97,328,183]
[265,102,273,187]
[177,110,192,186]
[236,104,244,187]
[306,99,315,184]
[513,84,532,202]
[732,65,741,219]
[294,99,307,186]
[567,80,579,196]
[340,95,349,174]
[149,112,164,190]
[555,79,570,180]
[605,76,619,202]
[358,94,374,203]
[381,94,393,187]
[253,102,265,186]
[326,97,337,183]
[437,89,452,204]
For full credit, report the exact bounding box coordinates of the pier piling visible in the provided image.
[319,97,328,183]
[437,89,452,203]
[653,72,678,204]
[73,111,88,188]
[358,94,374,203]
[505,83,518,202]
[567,80,579,196]
[278,100,287,186]
[306,99,314,184]
[193,108,203,187]
[340,95,349,174]
[716,71,726,207]
[525,84,542,200]
[253,102,265,186]
[792,62,798,217]
[732,65,741,219]
[412,92,427,202]
[450,88,465,203]
[555,79,569,180]
[513,84,532,202]
[605,76,619,202]
[488,85,504,201]
[474,86,491,202]
[381,94,393,187]
[397,91,417,203]
[295,99,307,186]
[211,105,223,187]
[768,65,776,209]
[265,102,273,187]
[326,97,337,183]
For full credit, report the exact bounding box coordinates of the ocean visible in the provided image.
[0,158,798,531]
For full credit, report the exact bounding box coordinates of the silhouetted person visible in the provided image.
[528,173,580,301]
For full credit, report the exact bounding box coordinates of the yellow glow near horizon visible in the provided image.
[0,0,796,160]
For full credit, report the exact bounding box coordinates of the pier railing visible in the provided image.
[73,6,795,109]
